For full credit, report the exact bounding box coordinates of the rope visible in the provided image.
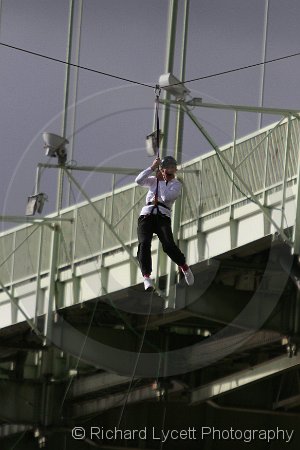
[116,291,154,428]
[117,88,163,425]
[57,183,163,417]
[153,86,161,211]
[9,430,28,450]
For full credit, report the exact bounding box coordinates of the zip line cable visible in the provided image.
[0,42,154,89]
[1,41,300,90]
[169,50,300,87]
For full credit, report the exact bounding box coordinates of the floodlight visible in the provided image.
[146,130,164,156]
[159,73,190,99]
[26,193,48,216]
[42,132,68,164]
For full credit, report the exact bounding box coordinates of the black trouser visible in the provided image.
[137,213,186,276]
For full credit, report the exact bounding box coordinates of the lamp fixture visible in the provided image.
[145,130,164,156]
[42,132,68,165]
[26,193,48,216]
[158,73,190,99]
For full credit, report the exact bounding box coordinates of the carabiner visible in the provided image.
[155,84,161,98]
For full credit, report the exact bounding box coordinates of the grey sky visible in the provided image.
[0,0,300,227]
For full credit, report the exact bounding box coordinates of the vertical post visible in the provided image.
[10,232,17,324]
[229,111,238,249]
[280,117,292,231]
[263,132,271,234]
[197,159,204,260]
[34,226,44,325]
[174,0,189,168]
[230,111,238,211]
[62,0,75,146]
[44,224,60,344]
[165,0,189,303]
[258,0,270,129]
[263,133,269,194]
[71,207,79,304]
[0,0,3,37]
[160,0,178,158]
[110,174,116,224]
[45,2,75,343]
[57,0,75,212]
[292,119,300,254]
[66,0,84,206]
[99,197,108,295]
[130,186,138,286]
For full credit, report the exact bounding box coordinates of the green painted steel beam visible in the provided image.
[190,354,300,405]
[161,98,300,118]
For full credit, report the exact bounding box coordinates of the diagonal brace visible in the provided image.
[63,168,140,269]
[234,116,286,170]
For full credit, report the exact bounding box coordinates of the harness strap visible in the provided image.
[147,201,170,211]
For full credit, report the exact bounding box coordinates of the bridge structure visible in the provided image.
[1,113,300,330]
[1,111,300,448]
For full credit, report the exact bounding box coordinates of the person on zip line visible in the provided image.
[135,155,194,291]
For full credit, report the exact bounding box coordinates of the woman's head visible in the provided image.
[159,155,177,180]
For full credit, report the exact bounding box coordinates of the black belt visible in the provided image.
[147,201,170,210]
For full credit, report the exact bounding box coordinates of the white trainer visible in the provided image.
[182,267,194,286]
[144,277,154,291]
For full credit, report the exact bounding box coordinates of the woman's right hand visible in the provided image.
[151,157,161,171]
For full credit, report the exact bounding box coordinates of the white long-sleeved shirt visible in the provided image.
[135,167,182,218]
